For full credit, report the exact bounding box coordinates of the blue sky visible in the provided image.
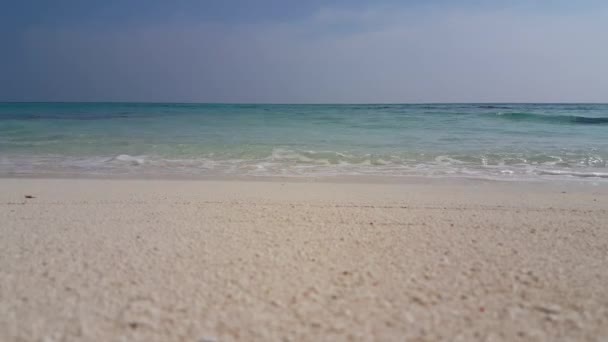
[2,0,607,102]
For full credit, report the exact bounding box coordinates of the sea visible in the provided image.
[1,103,607,181]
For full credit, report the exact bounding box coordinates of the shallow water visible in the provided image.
[1,103,607,180]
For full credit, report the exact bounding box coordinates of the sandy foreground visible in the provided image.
[0,178,607,341]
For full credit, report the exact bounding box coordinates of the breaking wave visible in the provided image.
[1,150,606,181]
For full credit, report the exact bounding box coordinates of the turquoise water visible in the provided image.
[1,103,607,180]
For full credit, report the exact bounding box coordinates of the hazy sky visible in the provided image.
[2,0,607,103]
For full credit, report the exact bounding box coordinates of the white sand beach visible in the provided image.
[1,178,607,341]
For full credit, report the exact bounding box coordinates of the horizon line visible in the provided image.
[2,101,608,105]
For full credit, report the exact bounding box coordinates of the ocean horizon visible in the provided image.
[1,102,607,181]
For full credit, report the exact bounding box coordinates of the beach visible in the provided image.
[4,0,608,340]
[1,177,607,341]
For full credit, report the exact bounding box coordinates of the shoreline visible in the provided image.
[1,178,607,340]
[1,171,607,186]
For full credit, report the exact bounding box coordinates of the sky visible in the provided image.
[1,0,607,103]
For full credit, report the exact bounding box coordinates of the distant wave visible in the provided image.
[571,116,608,124]
[0,113,133,121]
[477,105,513,109]
[494,112,608,125]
